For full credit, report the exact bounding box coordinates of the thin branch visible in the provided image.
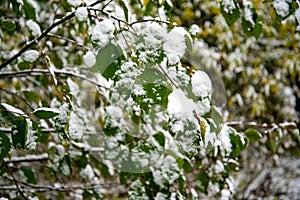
[0,88,34,110]
[0,127,56,134]
[3,153,49,163]
[0,69,110,90]
[47,33,91,50]
[158,64,179,88]
[0,0,107,70]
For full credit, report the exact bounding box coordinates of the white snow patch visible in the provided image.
[67,0,82,7]
[163,27,188,65]
[80,164,94,181]
[189,24,200,36]
[83,51,96,67]
[243,0,255,26]
[222,0,237,14]
[91,19,115,48]
[1,103,25,116]
[219,124,232,153]
[106,106,123,118]
[272,0,290,18]
[191,70,212,98]
[26,20,41,37]
[75,7,88,21]
[68,111,84,140]
[24,50,39,62]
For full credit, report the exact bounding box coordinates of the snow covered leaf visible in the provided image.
[272,0,298,21]
[241,8,263,38]
[134,68,172,111]
[23,50,39,62]
[33,107,60,119]
[26,20,41,36]
[1,20,16,32]
[93,42,123,80]
[230,130,248,157]
[20,167,37,184]
[11,116,28,149]
[220,0,240,26]
[68,110,85,141]
[59,156,72,176]
[0,131,11,161]
[1,103,26,117]
[75,7,88,21]
[245,128,262,142]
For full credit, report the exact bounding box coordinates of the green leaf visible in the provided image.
[93,42,123,79]
[24,0,36,19]
[0,131,11,161]
[134,68,172,111]
[245,128,262,142]
[33,107,60,119]
[20,167,37,184]
[242,9,263,38]
[220,0,240,26]
[1,20,16,31]
[230,130,248,157]
[23,90,38,102]
[153,132,165,147]
[120,0,130,22]
[11,116,28,149]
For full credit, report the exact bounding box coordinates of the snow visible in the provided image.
[106,106,123,118]
[68,111,84,140]
[155,192,168,200]
[152,155,180,187]
[26,20,41,37]
[189,24,200,36]
[83,51,96,67]
[26,119,38,150]
[67,0,82,7]
[243,0,255,26]
[23,50,39,62]
[75,7,88,21]
[221,0,237,14]
[295,8,300,31]
[67,78,79,97]
[163,27,188,65]
[80,164,94,181]
[191,70,212,98]
[133,84,146,96]
[34,107,60,114]
[221,189,231,200]
[167,88,197,118]
[1,103,25,116]
[272,0,290,18]
[219,124,232,153]
[91,19,115,48]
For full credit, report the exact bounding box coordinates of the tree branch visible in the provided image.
[0,69,110,90]
[0,0,107,70]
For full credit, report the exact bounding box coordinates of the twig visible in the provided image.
[0,0,107,70]
[3,153,49,163]
[0,88,34,110]
[0,69,110,90]
[47,33,91,50]
[158,64,179,88]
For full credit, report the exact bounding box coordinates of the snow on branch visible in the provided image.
[0,69,109,89]
[0,0,107,70]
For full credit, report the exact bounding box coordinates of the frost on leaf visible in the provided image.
[25,119,38,150]
[23,50,39,62]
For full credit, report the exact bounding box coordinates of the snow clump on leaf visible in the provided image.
[75,7,88,21]
[91,19,115,48]
[23,50,39,62]
[26,20,41,37]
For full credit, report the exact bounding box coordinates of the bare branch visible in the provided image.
[3,153,48,163]
[0,69,110,90]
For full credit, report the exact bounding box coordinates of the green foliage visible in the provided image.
[0,0,299,199]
